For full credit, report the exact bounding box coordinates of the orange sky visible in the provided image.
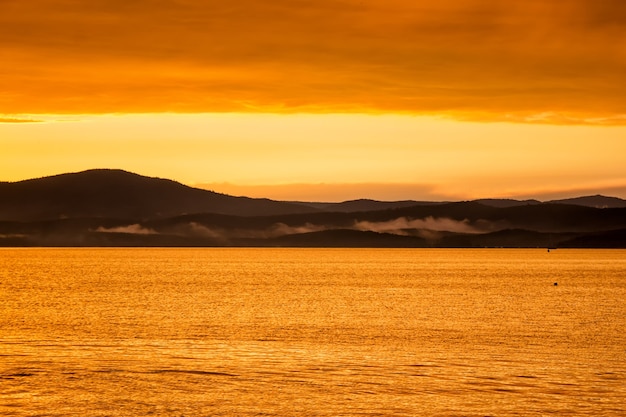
[1,1,626,201]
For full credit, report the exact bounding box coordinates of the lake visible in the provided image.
[1,248,624,416]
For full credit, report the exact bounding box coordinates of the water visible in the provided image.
[1,248,624,416]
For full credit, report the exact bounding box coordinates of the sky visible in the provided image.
[1,0,625,201]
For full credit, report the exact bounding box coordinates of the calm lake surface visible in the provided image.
[1,248,625,416]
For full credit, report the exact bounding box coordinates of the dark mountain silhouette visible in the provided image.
[436,229,578,248]
[0,169,318,221]
[295,199,444,212]
[1,170,625,247]
[494,204,626,232]
[294,197,626,212]
[547,195,626,208]
[2,201,624,247]
[558,229,626,248]
[472,198,541,208]
[293,196,624,212]
[142,201,500,235]
[265,229,427,248]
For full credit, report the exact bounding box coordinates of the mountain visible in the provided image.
[294,199,444,212]
[1,170,625,247]
[472,198,541,208]
[558,229,626,248]
[293,196,624,212]
[2,200,625,247]
[262,229,427,248]
[0,169,318,221]
[547,195,626,208]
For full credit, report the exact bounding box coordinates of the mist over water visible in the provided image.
[95,216,496,242]
[354,216,488,235]
[1,248,624,416]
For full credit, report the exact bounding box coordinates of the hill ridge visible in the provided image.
[0,169,318,221]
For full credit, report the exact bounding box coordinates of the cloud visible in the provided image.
[1,0,625,122]
[212,217,494,240]
[269,222,328,237]
[0,117,43,123]
[452,112,626,127]
[95,224,157,234]
[177,221,327,240]
[170,222,226,240]
[354,216,485,235]
[93,217,503,243]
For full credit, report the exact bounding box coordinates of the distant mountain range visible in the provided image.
[1,169,625,248]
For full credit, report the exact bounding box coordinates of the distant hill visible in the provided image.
[558,229,626,248]
[294,196,625,212]
[3,200,625,247]
[0,169,319,221]
[547,195,626,208]
[471,196,626,209]
[472,198,541,208]
[263,229,427,248]
[295,199,444,212]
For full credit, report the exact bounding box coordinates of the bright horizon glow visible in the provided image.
[2,113,626,202]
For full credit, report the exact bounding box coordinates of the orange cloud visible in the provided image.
[0,117,42,123]
[1,1,625,123]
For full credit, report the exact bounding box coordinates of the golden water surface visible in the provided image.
[1,248,625,416]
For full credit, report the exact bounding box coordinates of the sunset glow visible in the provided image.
[2,1,625,201]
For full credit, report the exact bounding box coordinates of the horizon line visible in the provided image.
[2,168,625,203]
